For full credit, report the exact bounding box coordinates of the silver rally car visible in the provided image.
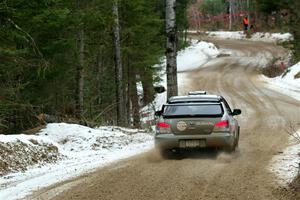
[155,91,241,156]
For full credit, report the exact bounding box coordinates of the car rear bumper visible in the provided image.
[155,132,235,150]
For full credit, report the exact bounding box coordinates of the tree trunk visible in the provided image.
[76,29,85,119]
[130,73,140,128]
[229,0,232,31]
[96,48,103,105]
[124,58,130,126]
[140,74,155,106]
[247,0,250,29]
[166,0,178,99]
[113,0,125,126]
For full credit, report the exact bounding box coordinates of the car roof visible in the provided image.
[167,95,222,104]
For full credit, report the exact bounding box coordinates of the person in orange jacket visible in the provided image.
[243,16,249,32]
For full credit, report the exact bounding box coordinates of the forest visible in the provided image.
[0,0,189,134]
[1,0,299,134]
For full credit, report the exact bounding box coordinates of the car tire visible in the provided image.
[224,146,235,153]
[159,148,182,159]
[235,131,240,148]
[159,148,171,159]
[223,142,236,153]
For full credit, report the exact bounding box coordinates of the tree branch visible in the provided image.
[7,18,48,68]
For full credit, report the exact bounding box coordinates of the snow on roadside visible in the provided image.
[265,62,300,185]
[251,32,293,42]
[140,40,220,124]
[269,129,300,186]
[188,30,293,43]
[177,40,219,72]
[261,62,300,101]
[0,123,153,200]
[206,31,246,40]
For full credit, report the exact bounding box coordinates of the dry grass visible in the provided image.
[294,71,300,79]
[286,121,300,142]
[0,140,61,176]
[262,59,285,78]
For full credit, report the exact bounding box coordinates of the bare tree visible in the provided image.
[166,0,178,99]
[130,72,141,128]
[113,0,125,126]
[75,0,85,119]
[76,29,84,119]
[286,121,300,142]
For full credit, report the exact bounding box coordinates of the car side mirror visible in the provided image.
[154,85,166,94]
[232,109,241,116]
[155,110,162,117]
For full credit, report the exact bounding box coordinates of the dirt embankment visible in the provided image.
[0,140,60,176]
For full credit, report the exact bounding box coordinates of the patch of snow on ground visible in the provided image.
[251,32,293,42]
[269,129,300,186]
[206,31,246,40]
[177,40,219,72]
[266,62,300,185]
[189,31,293,43]
[261,62,300,101]
[0,123,153,200]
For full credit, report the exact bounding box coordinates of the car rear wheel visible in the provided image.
[235,132,240,148]
[159,148,182,159]
[159,148,171,159]
[223,142,237,153]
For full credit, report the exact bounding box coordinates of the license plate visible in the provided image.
[179,140,206,148]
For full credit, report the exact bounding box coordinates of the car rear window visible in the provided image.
[163,104,223,117]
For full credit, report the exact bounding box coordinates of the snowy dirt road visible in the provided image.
[28,39,300,200]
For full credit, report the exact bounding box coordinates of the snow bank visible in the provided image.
[266,63,300,185]
[0,123,153,200]
[251,32,293,42]
[189,31,293,43]
[153,40,219,74]
[261,62,300,101]
[269,129,300,186]
[140,40,220,124]
[206,31,246,40]
[177,40,219,71]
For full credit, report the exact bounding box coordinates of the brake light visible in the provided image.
[213,120,229,132]
[157,122,170,129]
[215,120,229,127]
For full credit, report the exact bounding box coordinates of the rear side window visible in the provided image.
[222,99,232,114]
[163,104,223,117]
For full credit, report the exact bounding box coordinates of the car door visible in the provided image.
[221,99,238,136]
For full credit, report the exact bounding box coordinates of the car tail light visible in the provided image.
[156,122,171,134]
[157,122,170,129]
[215,120,229,127]
[213,120,229,132]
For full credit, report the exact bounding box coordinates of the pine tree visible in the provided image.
[112,0,125,126]
[0,0,189,133]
